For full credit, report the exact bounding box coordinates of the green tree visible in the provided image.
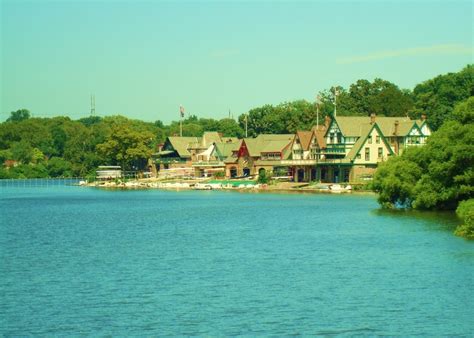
[0,149,13,163]
[218,118,244,137]
[96,123,154,170]
[7,109,30,122]
[10,163,49,179]
[47,157,73,177]
[411,65,474,130]
[454,199,474,239]
[78,115,102,127]
[373,97,474,212]
[257,169,272,184]
[238,100,323,136]
[373,154,423,208]
[10,140,34,164]
[452,95,474,124]
[336,79,413,117]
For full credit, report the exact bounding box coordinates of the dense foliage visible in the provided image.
[454,199,474,239]
[373,97,473,210]
[411,65,474,131]
[0,113,245,178]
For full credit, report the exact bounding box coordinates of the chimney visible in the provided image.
[394,120,399,155]
[324,115,331,129]
[370,113,376,124]
[394,120,399,136]
[421,113,427,121]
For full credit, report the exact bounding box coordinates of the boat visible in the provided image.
[329,184,352,193]
[194,183,212,190]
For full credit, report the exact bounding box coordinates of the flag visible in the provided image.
[179,105,185,118]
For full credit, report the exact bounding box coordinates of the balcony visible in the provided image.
[192,161,225,167]
[323,144,346,154]
[155,158,188,164]
[280,159,317,166]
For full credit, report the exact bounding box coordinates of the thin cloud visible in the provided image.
[337,44,473,64]
[210,49,240,59]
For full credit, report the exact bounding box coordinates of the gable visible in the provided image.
[347,123,394,161]
[237,140,250,157]
[325,119,343,138]
[408,125,422,136]
[417,120,432,136]
[162,138,174,151]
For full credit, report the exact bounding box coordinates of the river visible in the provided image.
[1,186,473,335]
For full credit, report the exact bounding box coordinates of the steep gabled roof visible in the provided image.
[415,119,431,135]
[295,131,314,151]
[241,138,259,157]
[214,139,241,159]
[331,117,373,137]
[311,125,327,148]
[163,132,226,158]
[375,118,419,137]
[261,139,294,153]
[167,137,199,158]
[242,134,294,157]
[331,116,421,138]
[202,132,222,145]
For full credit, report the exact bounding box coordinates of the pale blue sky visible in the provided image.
[1,0,472,122]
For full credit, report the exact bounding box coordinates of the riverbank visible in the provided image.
[84,178,368,194]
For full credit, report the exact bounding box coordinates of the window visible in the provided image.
[344,169,350,182]
[368,136,372,144]
[337,133,342,143]
[376,136,380,144]
[356,153,361,160]
[293,149,303,159]
[365,147,370,161]
[378,147,383,159]
[330,133,335,144]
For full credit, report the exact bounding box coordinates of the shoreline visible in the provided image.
[83,178,374,195]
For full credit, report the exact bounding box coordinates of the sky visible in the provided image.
[1,0,472,123]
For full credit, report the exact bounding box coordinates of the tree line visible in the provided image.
[0,64,472,180]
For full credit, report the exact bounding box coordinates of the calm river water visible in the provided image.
[1,186,473,335]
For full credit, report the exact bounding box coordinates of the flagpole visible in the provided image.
[316,95,321,128]
[245,114,248,138]
[179,105,184,137]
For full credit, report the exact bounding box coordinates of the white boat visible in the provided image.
[329,184,352,193]
[194,183,212,190]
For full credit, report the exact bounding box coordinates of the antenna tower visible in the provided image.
[90,94,96,116]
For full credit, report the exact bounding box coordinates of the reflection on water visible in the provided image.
[373,208,460,232]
